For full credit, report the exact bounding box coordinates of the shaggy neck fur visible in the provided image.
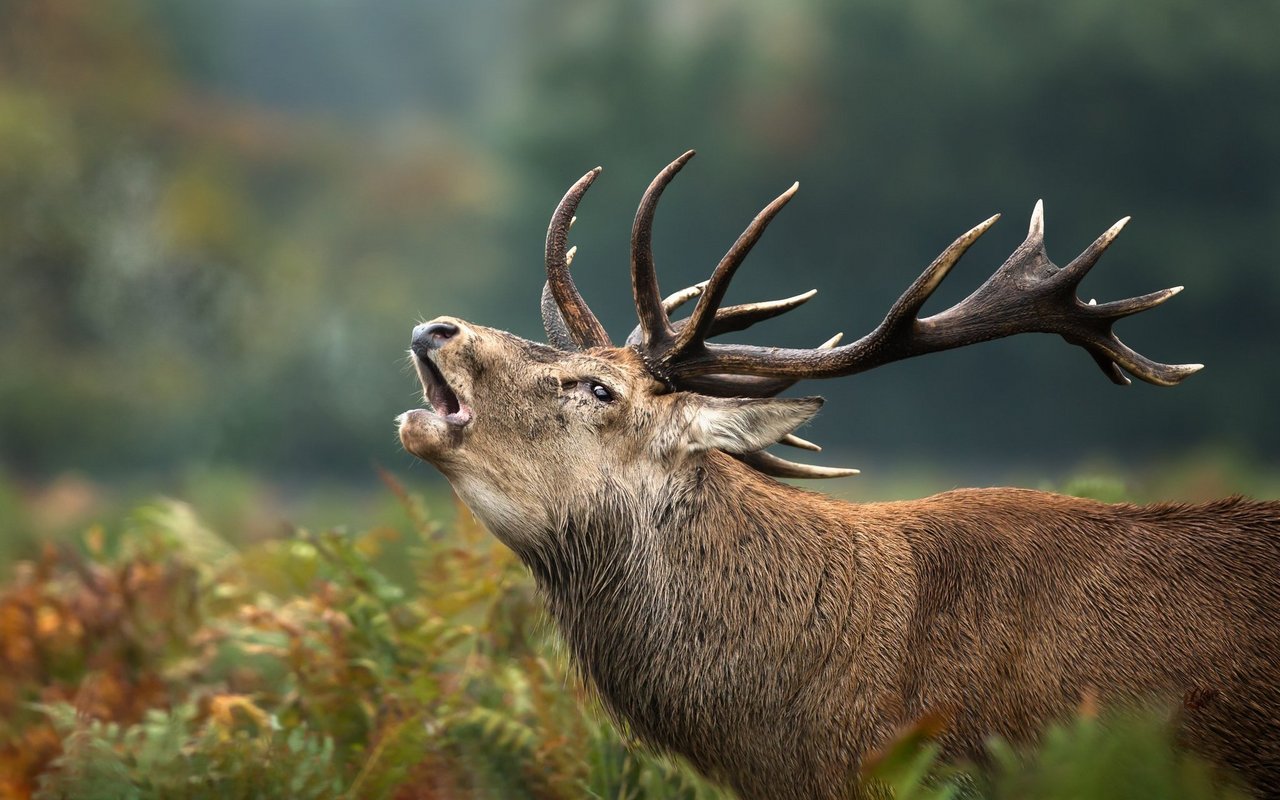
[486,453,1280,800]
[502,453,905,795]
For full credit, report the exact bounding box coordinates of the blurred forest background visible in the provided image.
[2,0,1279,523]
[1,1,1278,796]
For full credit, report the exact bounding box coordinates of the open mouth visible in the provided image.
[415,353,473,427]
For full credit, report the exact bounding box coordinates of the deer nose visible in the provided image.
[411,321,459,357]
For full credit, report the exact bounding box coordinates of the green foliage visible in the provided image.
[860,714,961,800]
[0,478,1255,799]
[0,484,730,798]
[34,703,342,800]
[981,711,1247,800]
[862,708,1250,800]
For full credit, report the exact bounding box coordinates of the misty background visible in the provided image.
[2,0,1278,522]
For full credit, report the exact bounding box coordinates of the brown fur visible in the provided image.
[399,319,1280,799]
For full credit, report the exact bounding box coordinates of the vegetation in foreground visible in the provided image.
[0,473,1252,799]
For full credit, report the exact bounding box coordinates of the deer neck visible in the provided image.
[509,451,884,760]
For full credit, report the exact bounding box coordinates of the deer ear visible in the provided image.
[686,396,823,455]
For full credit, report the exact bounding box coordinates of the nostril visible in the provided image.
[412,321,460,356]
[425,321,459,342]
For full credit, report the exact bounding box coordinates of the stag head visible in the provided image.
[399,151,1199,543]
[397,315,824,547]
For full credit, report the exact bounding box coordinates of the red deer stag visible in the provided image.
[398,151,1280,799]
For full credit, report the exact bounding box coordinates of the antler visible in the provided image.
[649,198,1201,389]
[540,153,1201,479]
[544,153,825,369]
[542,168,612,349]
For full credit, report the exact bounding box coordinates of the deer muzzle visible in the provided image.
[399,318,474,458]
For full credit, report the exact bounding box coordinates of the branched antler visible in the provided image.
[545,158,817,356]
[654,199,1201,388]
[540,152,1201,478]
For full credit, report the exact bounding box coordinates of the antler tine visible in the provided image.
[664,281,709,314]
[1055,214,1130,288]
[625,289,818,347]
[1076,331,1203,387]
[668,182,800,359]
[735,450,859,479]
[881,214,1002,327]
[544,167,611,349]
[695,290,818,337]
[781,433,821,451]
[1027,198,1045,239]
[632,151,696,347]
[1090,285,1183,318]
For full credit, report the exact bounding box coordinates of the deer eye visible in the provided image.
[588,381,615,403]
